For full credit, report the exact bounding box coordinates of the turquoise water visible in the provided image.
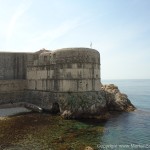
[101,79,150,149]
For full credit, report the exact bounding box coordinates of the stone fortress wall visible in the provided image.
[0,52,33,104]
[0,48,102,113]
[0,52,29,80]
[27,48,101,92]
[0,48,135,117]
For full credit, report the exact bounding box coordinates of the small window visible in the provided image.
[86,83,88,90]
[35,81,37,90]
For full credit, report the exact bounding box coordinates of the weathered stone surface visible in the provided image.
[101,84,136,112]
[27,48,101,93]
[0,47,136,119]
[59,91,107,118]
[60,85,135,119]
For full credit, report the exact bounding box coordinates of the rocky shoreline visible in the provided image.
[102,84,135,112]
[61,84,136,119]
[0,84,136,120]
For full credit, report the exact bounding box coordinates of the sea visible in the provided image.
[0,79,150,150]
[100,79,150,150]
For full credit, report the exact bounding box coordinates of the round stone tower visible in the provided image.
[27,48,103,117]
[36,47,101,92]
[54,48,101,92]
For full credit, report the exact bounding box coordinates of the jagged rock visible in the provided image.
[102,84,136,112]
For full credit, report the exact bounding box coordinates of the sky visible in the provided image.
[0,0,150,79]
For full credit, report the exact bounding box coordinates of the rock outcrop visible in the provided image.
[101,84,136,112]
[61,84,136,119]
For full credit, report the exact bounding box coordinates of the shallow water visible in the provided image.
[0,79,150,150]
[0,112,105,150]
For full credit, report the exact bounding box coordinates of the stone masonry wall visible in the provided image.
[0,53,33,80]
[24,48,102,114]
[27,48,101,93]
[0,80,27,104]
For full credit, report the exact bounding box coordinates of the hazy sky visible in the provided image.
[0,0,150,79]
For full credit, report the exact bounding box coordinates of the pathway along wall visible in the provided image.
[25,48,105,116]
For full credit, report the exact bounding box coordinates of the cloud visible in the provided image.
[6,0,32,40]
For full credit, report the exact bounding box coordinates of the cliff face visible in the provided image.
[61,84,136,119]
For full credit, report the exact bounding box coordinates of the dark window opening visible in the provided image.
[86,83,88,90]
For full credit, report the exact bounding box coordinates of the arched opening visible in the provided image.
[51,102,60,114]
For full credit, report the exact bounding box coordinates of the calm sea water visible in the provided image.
[101,79,150,149]
[0,79,150,150]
